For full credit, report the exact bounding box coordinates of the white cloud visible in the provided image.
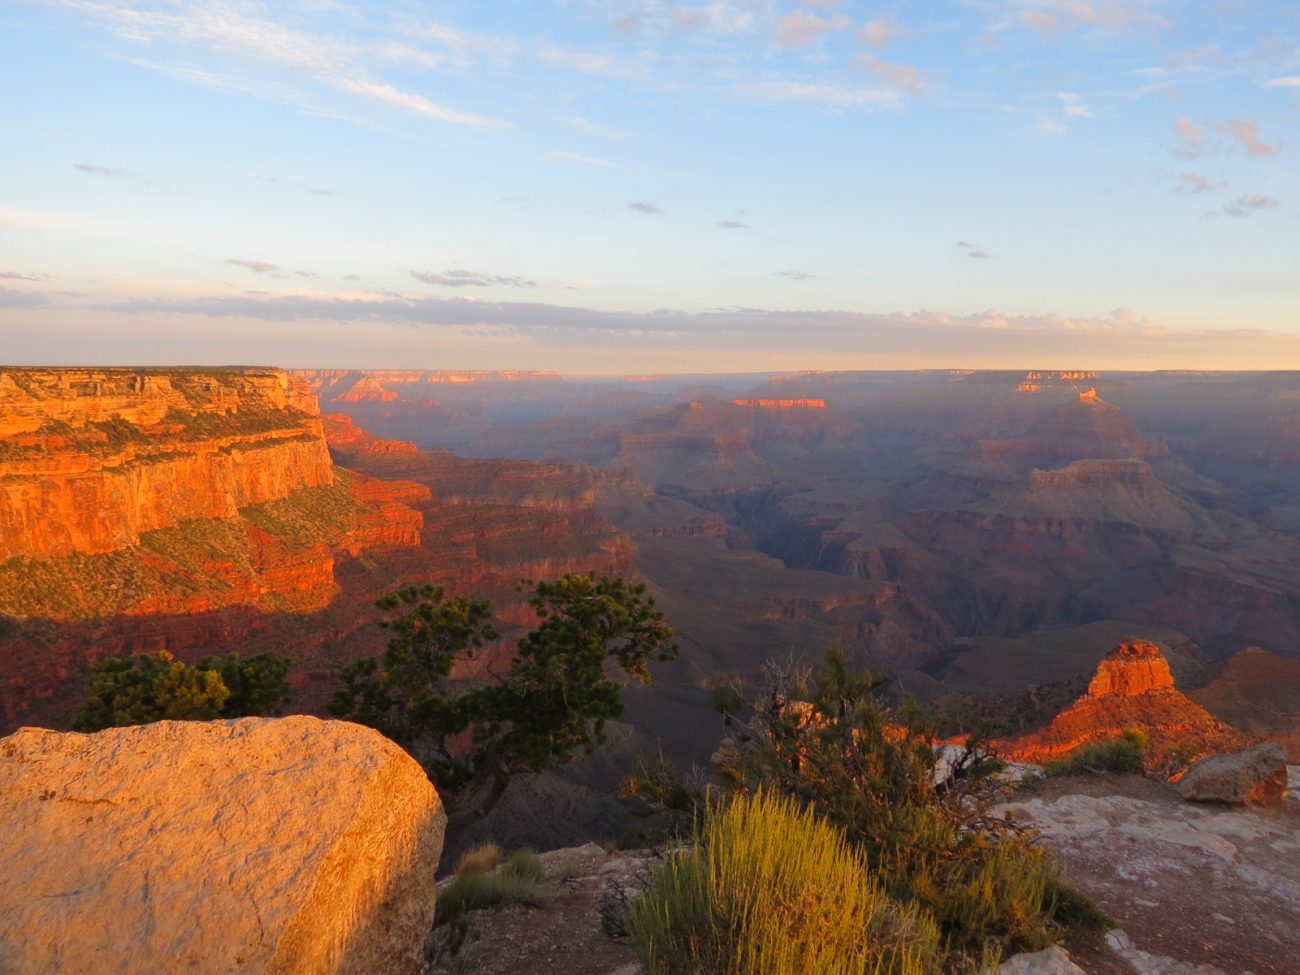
[334,78,502,127]
[736,81,899,109]
[548,150,621,168]
[1057,92,1093,118]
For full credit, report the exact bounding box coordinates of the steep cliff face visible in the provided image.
[0,371,434,729]
[0,369,334,560]
[999,640,1249,768]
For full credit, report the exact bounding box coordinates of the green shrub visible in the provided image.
[73,649,293,732]
[717,650,1097,970]
[74,651,230,731]
[503,848,545,884]
[436,868,555,922]
[629,790,940,975]
[1044,728,1147,777]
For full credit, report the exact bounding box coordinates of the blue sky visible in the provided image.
[1,0,1297,372]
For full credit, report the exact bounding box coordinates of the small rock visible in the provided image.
[1176,743,1288,805]
[999,945,1087,974]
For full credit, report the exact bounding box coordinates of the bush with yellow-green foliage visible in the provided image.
[661,650,1104,973]
[629,790,941,975]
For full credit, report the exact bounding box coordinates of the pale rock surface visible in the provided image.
[1175,743,1288,805]
[1001,779,1300,972]
[0,716,445,975]
[1104,929,1237,975]
[998,945,1087,974]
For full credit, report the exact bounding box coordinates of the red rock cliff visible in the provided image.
[0,369,334,560]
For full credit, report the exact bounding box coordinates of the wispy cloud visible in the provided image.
[258,176,337,197]
[73,163,128,177]
[773,270,816,280]
[0,271,51,281]
[736,81,898,109]
[410,269,537,288]
[858,18,905,50]
[1174,116,1202,159]
[773,11,849,48]
[226,259,280,274]
[1266,77,1300,89]
[0,286,51,309]
[549,150,620,168]
[1175,172,1217,194]
[95,292,1174,347]
[1218,194,1279,218]
[859,55,923,95]
[1057,92,1093,118]
[715,219,749,229]
[956,241,992,259]
[334,78,502,127]
[628,201,661,214]
[1224,118,1280,157]
[1016,1,1173,35]
[54,0,503,129]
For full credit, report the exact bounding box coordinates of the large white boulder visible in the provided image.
[0,716,445,975]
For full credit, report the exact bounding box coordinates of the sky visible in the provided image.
[1,0,1298,373]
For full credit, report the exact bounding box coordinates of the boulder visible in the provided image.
[0,716,445,975]
[1176,742,1288,805]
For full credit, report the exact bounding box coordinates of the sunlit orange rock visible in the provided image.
[998,639,1250,769]
[730,398,828,409]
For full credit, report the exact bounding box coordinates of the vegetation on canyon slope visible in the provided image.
[626,650,1104,974]
[329,573,678,810]
[73,649,291,731]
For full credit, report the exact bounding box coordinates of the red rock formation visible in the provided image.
[999,640,1250,769]
[730,399,827,409]
[0,369,333,560]
[333,376,398,403]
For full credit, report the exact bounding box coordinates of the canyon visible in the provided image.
[5,366,1300,799]
[0,369,635,731]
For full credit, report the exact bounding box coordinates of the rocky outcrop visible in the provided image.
[0,368,334,560]
[0,716,445,975]
[1175,742,1288,805]
[999,640,1250,768]
[1001,775,1300,974]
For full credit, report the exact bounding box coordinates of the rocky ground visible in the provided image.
[1003,772,1300,975]
[431,771,1300,975]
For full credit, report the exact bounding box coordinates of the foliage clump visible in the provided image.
[437,845,554,923]
[640,649,1104,973]
[629,789,940,975]
[1044,728,1148,777]
[73,649,291,732]
[330,574,677,808]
